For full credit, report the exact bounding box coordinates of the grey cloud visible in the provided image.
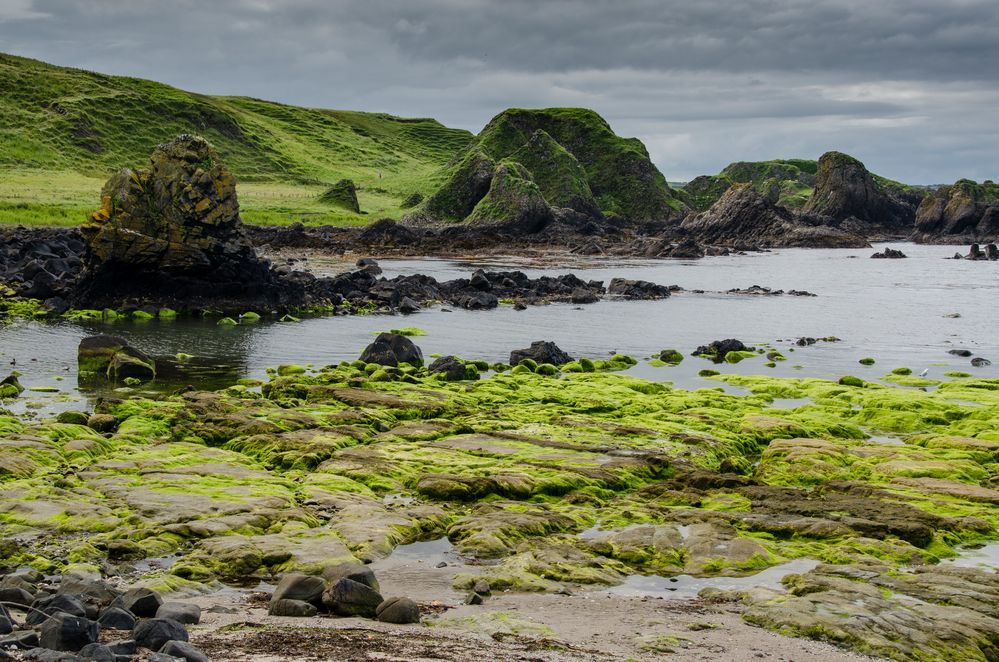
[1,0,996,183]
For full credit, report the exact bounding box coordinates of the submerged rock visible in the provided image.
[870,247,907,258]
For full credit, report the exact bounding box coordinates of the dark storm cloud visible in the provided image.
[1,0,997,182]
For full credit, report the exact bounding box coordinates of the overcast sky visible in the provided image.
[2,0,997,183]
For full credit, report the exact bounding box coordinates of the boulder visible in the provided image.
[77,336,155,381]
[428,356,469,381]
[27,594,87,625]
[321,578,384,618]
[154,602,201,625]
[158,640,208,662]
[510,341,573,367]
[320,563,379,591]
[121,587,162,618]
[871,247,907,258]
[0,372,24,399]
[375,597,421,624]
[132,618,187,651]
[270,573,325,607]
[76,135,279,307]
[39,613,100,652]
[693,339,750,358]
[318,179,360,213]
[96,607,135,631]
[78,643,114,662]
[606,278,672,299]
[268,599,317,617]
[359,333,423,367]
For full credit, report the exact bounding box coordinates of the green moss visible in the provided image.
[699,369,720,377]
[217,317,238,326]
[859,357,876,366]
[892,367,912,375]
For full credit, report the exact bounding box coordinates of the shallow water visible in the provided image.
[942,542,999,572]
[601,558,821,599]
[1,242,997,414]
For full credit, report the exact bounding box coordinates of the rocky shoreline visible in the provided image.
[0,331,997,660]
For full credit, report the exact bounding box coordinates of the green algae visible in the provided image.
[859,357,876,365]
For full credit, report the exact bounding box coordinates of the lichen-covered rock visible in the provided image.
[803,151,920,234]
[319,179,360,213]
[681,184,870,248]
[77,135,276,305]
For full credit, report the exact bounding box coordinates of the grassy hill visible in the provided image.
[0,53,473,226]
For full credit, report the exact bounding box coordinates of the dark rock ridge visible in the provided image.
[680,184,870,249]
[73,135,296,310]
[803,151,921,235]
[403,107,686,231]
[913,179,999,242]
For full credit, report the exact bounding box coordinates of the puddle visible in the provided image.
[578,523,648,540]
[602,558,820,599]
[941,542,999,572]
[866,435,905,446]
[380,537,467,568]
[769,397,813,409]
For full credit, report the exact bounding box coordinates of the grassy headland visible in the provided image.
[0,52,473,227]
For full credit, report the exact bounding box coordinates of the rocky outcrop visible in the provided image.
[913,179,999,242]
[682,159,818,211]
[803,151,920,235]
[318,179,360,213]
[404,108,686,229]
[680,184,870,248]
[75,135,288,308]
[464,162,554,231]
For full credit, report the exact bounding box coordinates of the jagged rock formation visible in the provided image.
[319,179,360,213]
[76,135,286,307]
[680,184,869,248]
[913,179,999,241]
[404,108,686,231]
[803,151,921,235]
[682,159,818,211]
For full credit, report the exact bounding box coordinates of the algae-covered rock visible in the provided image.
[78,335,155,381]
[914,178,999,241]
[318,178,361,213]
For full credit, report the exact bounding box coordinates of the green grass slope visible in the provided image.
[0,52,473,226]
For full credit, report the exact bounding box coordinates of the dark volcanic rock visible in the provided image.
[121,587,162,618]
[40,613,100,652]
[96,607,135,631]
[268,599,317,617]
[74,135,291,309]
[510,341,573,366]
[682,184,870,248]
[359,333,424,367]
[694,338,750,358]
[132,618,187,651]
[27,593,88,625]
[321,578,384,618]
[321,563,379,591]
[607,278,672,299]
[803,151,920,235]
[375,597,421,624]
[158,640,208,662]
[154,603,200,625]
[428,356,470,381]
[871,247,907,258]
[270,574,325,608]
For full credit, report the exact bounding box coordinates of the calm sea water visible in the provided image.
[1,242,996,414]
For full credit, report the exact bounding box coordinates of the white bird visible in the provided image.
[919,368,929,377]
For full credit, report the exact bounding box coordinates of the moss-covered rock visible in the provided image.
[318,178,360,213]
[465,161,554,231]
